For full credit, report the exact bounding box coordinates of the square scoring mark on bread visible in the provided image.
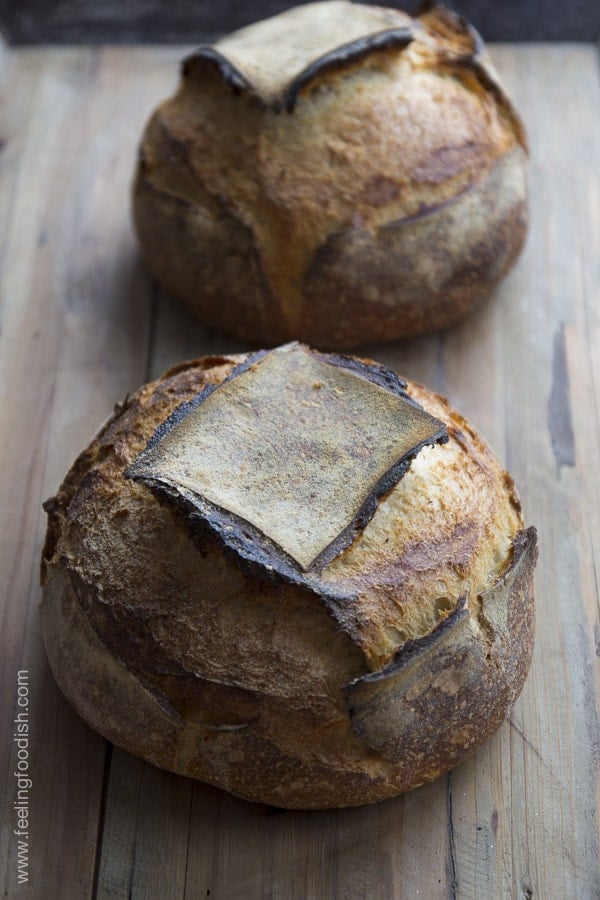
[126,343,447,572]
[186,1,415,111]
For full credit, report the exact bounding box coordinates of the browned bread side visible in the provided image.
[40,353,536,808]
[133,1,528,348]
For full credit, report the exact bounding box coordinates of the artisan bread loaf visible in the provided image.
[133,1,528,348]
[40,346,536,808]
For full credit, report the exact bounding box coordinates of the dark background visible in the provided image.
[1,0,599,44]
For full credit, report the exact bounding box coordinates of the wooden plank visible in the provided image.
[441,45,600,899]
[0,48,45,290]
[0,45,165,897]
[182,778,450,899]
[0,46,105,898]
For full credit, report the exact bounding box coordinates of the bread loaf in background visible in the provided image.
[40,347,537,809]
[133,1,528,348]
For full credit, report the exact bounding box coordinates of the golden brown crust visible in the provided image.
[132,1,528,348]
[344,528,536,786]
[40,354,536,808]
[300,147,527,346]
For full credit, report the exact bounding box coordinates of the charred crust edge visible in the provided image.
[344,525,537,697]
[417,0,485,59]
[281,28,414,113]
[137,344,424,447]
[121,426,444,598]
[310,424,447,572]
[179,3,525,154]
[183,27,415,112]
[130,347,271,453]
[345,595,469,693]
[125,344,448,583]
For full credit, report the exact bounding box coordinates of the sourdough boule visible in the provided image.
[133,1,528,349]
[40,345,537,809]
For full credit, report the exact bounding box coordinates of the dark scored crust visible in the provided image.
[40,354,537,808]
[125,344,448,575]
[344,527,536,785]
[132,1,528,348]
[185,28,416,114]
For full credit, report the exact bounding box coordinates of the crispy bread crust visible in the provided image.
[40,355,536,808]
[132,1,528,348]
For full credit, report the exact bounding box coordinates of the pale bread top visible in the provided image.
[206,1,413,105]
[127,343,446,571]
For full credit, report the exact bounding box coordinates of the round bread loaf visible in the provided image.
[40,347,537,809]
[133,1,528,349]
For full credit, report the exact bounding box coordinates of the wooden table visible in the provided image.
[1,41,599,899]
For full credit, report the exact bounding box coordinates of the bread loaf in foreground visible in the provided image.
[133,1,528,348]
[40,345,537,808]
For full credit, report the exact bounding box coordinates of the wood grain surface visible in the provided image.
[0,42,599,899]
